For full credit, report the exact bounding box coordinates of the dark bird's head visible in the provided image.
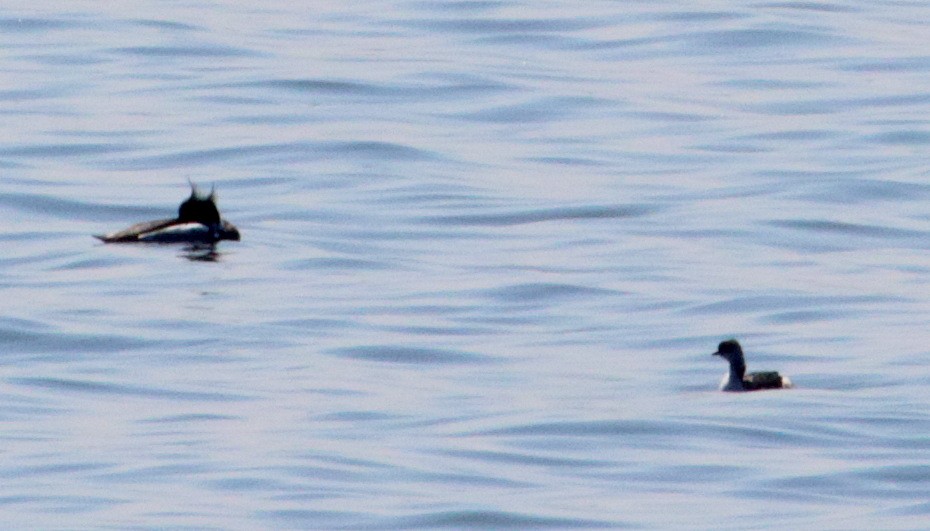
[714,339,742,357]
[713,339,746,372]
[178,182,222,225]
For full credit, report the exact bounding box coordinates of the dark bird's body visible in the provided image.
[713,339,791,392]
[96,183,239,244]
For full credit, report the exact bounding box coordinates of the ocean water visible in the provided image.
[2,1,930,529]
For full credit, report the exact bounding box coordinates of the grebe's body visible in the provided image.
[714,339,791,392]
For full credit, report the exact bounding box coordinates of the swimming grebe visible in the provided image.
[95,182,240,244]
[713,339,791,392]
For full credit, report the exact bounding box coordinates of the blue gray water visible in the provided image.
[2,2,930,529]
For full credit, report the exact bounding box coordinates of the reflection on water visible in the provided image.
[181,243,223,262]
[2,1,930,529]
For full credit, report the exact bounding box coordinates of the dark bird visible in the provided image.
[96,182,240,244]
[713,339,791,392]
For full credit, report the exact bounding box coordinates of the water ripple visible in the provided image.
[694,27,841,49]
[0,327,145,354]
[381,510,621,529]
[0,17,77,32]
[12,377,251,402]
[103,141,440,169]
[327,345,493,364]
[447,96,609,123]
[423,204,655,227]
[480,283,617,303]
[769,219,927,239]
[406,17,603,34]
[236,77,514,101]
[111,44,259,58]
[684,294,895,315]
[0,143,139,158]
[441,448,613,469]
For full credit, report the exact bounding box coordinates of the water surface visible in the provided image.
[2,1,930,529]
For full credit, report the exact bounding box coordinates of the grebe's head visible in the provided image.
[178,182,221,225]
[713,339,745,364]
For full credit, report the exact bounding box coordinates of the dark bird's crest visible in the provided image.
[178,182,221,225]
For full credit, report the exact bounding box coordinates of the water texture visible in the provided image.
[2,1,930,529]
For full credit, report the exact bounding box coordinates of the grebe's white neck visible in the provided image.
[714,339,747,391]
[720,367,745,392]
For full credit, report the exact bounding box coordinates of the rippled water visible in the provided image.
[2,1,930,529]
